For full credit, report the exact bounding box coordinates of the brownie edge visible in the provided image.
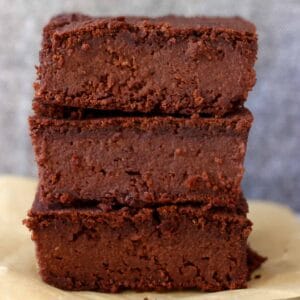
[24,194,265,293]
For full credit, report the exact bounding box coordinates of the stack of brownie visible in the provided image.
[25,14,265,292]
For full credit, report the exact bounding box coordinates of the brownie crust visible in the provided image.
[24,195,264,292]
[29,109,252,210]
[35,14,257,116]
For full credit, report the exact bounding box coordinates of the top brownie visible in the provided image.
[35,14,257,116]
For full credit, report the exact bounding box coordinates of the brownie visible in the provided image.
[29,108,252,210]
[24,194,265,292]
[35,14,257,116]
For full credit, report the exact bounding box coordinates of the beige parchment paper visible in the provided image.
[1,176,300,300]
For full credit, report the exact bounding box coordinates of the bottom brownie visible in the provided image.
[25,196,264,293]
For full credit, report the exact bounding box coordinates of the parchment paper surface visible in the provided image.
[1,176,300,300]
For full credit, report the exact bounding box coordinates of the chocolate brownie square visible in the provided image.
[29,108,252,210]
[35,14,257,116]
[24,194,265,292]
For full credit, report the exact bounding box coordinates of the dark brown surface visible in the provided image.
[247,247,267,277]
[25,195,265,292]
[29,108,252,210]
[35,13,257,116]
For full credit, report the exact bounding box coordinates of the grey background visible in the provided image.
[0,0,299,210]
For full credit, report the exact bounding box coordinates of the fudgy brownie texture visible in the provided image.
[35,13,257,116]
[29,108,252,210]
[24,195,265,292]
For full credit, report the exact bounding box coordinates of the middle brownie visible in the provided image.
[29,108,252,210]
